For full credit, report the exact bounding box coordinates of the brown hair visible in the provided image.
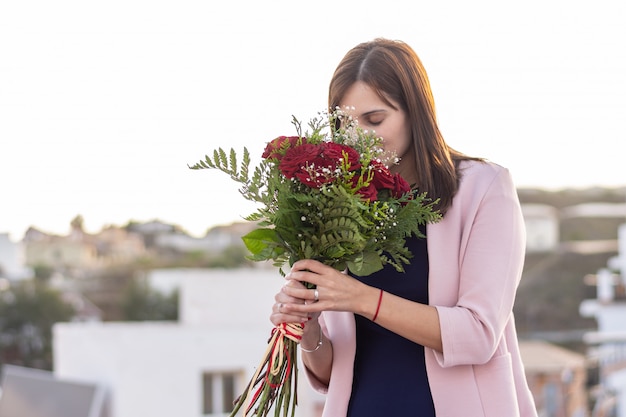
[328,38,481,215]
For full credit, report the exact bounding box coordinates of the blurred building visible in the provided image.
[580,223,626,417]
[24,233,99,271]
[521,204,560,253]
[92,226,145,266]
[153,222,256,253]
[22,225,145,272]
[520,340,589,417]
[0,232,32,280]
[53,268,325,417]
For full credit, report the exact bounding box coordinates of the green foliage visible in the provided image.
[190,111,441,279]
[189,147,268,204]
[32,264,54,281]
[0,280,75,371]
[212,245,253,268]
[121,278,178,321]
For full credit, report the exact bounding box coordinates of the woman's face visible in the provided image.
[339,81,411,158]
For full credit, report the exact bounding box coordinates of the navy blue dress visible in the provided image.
[347,232,435,416]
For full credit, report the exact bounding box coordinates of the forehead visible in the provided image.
[340,82,381,105]
[339,81,396,116]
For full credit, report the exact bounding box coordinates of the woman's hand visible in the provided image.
[270,279,314,326]
[277,259,379,319]
[270,258,443,353]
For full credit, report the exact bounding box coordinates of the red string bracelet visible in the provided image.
[372,289,384,322]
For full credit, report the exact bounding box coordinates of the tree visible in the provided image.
[70,214,84,232]
[32,264,54,282]
[0,280,75,371]
[121,277,178,321]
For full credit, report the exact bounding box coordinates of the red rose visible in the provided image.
[262,136,302,160]
[295,151,342,187]
[349,172,379,202]
[321,142,361,172]
[280,142,364,188]
[356,182,379,202]
[391,173,411,198]
[279,143,322,180]
[369,159,395,191]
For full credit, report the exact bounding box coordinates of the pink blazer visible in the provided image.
[306,160,538,417]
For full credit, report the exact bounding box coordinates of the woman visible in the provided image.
[270,38,538,417]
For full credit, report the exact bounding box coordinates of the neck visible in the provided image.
[392,148,418,187]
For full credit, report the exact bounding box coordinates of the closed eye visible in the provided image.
[362,118,383,128]
[360,110,386,127]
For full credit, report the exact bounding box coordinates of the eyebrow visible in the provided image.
[360,109,387,118]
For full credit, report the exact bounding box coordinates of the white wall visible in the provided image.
[606,223,626,282]
[53,268,325,417]
[178,268,281,327]
[521,204,559,253]
[606,369,626,417]
[0,232,31,280]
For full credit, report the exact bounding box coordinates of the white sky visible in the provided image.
[1,0,625,241]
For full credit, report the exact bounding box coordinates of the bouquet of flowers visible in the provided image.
[189,108,441,416]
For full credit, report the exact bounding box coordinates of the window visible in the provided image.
[202,371,240,416]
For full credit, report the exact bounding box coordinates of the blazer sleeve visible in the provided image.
[433,166,526,367]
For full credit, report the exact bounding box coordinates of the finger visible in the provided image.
[285,270,323,288]
[283,279,308,290]
[282,284,322,303]
[285,300,326,317]
[275,292,301,305]
[272,301,310,320]
[291,259,325,273]
[303,288,320,305]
